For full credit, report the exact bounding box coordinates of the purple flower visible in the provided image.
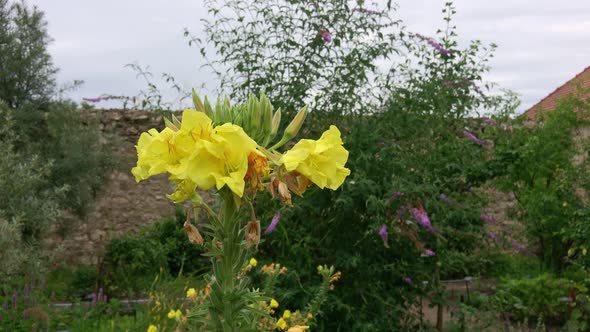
[11,292,17,310]
[423,249,436,257]
[402,276,413,285]
[378,224,388,247]
[264,212,281,235]
[426,39,451,54]
[410,206,435,233]
[511,241,527,252]
[353,7,379,15]
[486,231,497,241]
[480,214,497,224]
[439,194,450,203]
[462,130,484,146]
[319,29,332,43]
[481,116,496,126]
[387,191,403,203]
[82,97,103,103]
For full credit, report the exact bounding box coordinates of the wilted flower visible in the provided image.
[378,224,388,247]
[265,211,281,235]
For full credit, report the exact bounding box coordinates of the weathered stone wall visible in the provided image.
[44,110,179,265]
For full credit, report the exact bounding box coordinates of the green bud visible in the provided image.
[223,96,232,123]
[192,88,204,113]
[269,105,308,150]
[203,96,214,120]
[214,97,223,124]
[163,116,178,131]
[284,105,308,138]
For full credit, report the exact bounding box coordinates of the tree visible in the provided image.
[0,0,57,108]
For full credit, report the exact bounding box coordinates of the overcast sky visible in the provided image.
[29,0,590,114]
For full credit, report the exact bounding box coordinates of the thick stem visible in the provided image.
[208,192,246,332]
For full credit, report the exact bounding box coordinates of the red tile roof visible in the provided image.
[524,66,590,120]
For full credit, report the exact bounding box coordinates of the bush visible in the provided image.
[0,103,60,242]
[101,209,208,295]
[491,274,589,325]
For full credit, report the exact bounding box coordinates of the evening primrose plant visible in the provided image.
[132,92,349,331]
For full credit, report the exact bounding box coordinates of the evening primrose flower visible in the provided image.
[276,318,287,330]
[282,310,291,319]
[249,258,258,267]
[280,125,350,190]
[270,298,279,308]
[147,325,158,332]
[186,288,197,300]
[167,310,176,319]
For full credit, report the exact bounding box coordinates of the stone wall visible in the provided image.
[44,110,179,265]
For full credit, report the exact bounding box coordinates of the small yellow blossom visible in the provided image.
[282,310,291,319]
[175,309,182,319]
[167,310,176,319]
[276,318,287,330]
[287,326,310,332]
[249,258,258,267]
[186,288,197,300]
[280,125,350,190]
[147,325,158,332]
[270,298,279,309]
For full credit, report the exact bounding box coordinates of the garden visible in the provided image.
[1,1,590,331]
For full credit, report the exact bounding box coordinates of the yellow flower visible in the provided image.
[173,115,259,197]
[147,324,158,332]
[270,298,279,309]
[186,288,197,300]
[249,258,258,267]
[287,326,310,332]
[175,309,182,319]
[282,310,291,319]
[167,310,176,319]
[280,125,350,190]
[276,318,287,330]
[132,127,178,182]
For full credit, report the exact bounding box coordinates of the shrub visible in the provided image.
[101,209,208,295]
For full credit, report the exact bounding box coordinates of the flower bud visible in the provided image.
[270,105,308,150]
[192,88,204,112]
[203,96,214,120]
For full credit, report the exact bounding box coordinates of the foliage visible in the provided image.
[492,90,590,271]
[491,274,590,326]
[0,0,57,108]
[101,210,208,296]
[192,0,400,118]
[0,103,61,243]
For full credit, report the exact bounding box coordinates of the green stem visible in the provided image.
[208,191,247,332]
